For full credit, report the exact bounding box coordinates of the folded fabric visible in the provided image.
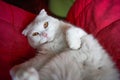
[66,0,120,71]
[0,1,36,80]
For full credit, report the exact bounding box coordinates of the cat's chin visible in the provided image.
[39,38,48,44]
[39,41,48,45]
[28,38,49,49]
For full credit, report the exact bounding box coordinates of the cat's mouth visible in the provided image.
[39,41,48,46]
[39,36,51,45]
[39,36,55,45]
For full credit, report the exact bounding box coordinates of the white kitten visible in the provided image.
[10,9,119,80]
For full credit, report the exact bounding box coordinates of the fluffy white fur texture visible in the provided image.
[10,9,119,80]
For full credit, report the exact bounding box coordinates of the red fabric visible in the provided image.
[67,0,120,71]
[0,1,36,80]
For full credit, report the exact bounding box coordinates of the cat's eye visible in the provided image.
[44,22,48,29]
[32,32,39,36]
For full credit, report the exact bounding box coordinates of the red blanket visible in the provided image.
[0,1,36,80]
[67,0,120,71]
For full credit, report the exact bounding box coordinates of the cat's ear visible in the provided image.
[39,9,47,17]
[22,23,32,36]
[22,29,28,36]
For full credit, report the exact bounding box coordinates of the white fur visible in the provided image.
[66,27,87,49]
[38,35,119,80]
[10,67,39,80]
[10,9,119,80]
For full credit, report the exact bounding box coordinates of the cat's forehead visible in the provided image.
[36,15,55,23]
[30,17,50,29]
[39,17,50,22]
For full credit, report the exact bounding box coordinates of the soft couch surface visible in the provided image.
[0,1,36,80]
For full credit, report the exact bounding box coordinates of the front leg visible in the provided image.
[10,53,54,80]
[10,67,39,80]
[66,27,87,49]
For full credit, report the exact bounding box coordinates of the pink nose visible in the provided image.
[41,32,47,37]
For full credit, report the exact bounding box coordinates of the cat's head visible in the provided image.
[22,9,60,49]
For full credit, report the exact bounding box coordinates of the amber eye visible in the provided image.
[32,32,39,36]
[44,22,48,28]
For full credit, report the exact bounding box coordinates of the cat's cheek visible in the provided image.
[28,36,41,48]
[48,36,54,42]
[28,39,37,48]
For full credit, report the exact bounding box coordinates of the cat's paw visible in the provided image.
[10,66,39,80]
[66,31,81,49]
[66,27,87,49]
[68,41,81,49]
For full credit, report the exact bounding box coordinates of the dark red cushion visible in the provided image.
[0,1,36,80]
[66,0,120,71]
